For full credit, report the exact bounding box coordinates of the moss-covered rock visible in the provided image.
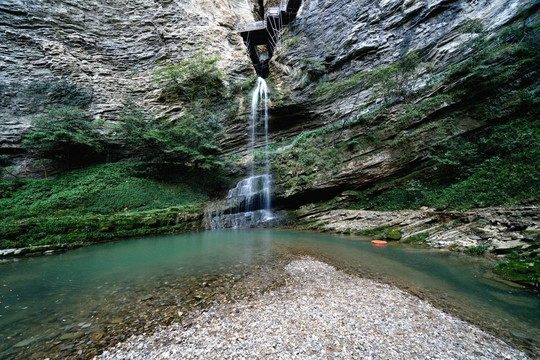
[493,257,540,290]
[386,229,402,240]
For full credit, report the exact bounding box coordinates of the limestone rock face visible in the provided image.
[0,0,255,167]
[0,0,532,186]
[296,205,540,253]
[271,0,528,136]
[265,0,531,203]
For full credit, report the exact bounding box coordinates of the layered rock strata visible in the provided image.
[296,205,540,254]
[0,0,257,172]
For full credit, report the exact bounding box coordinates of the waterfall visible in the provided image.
[205,77,274,230]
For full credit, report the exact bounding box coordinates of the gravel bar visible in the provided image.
[95,259,529,359]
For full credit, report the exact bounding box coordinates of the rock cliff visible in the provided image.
[0,0,258,174]
[265,0,536,205]
[1,0,537,196]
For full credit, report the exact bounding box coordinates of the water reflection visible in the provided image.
[0,230,538,359]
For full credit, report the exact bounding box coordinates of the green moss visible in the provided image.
[316,50,425,104]
[0,208,203,249]
[386,229,402,240]
[465,244,488,256]
[153,51,225,104]
[355,226,402,240]
[493,255,540,289]
[448,243,460,252]
[0,163,209,249]
[401,232,429,244]
[396,94,453,127]
[302,58,326,77]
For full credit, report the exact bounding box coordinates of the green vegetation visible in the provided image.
[494,250,540,289]
[153,51,226,103]
[395,94,453,127]
[316,50,427,104]
[0,163,207,218]
[115,106,224,171]
[0,163,208,249]
[401,232,429,244]
[296,58,327,86]
[1,50,236,250]
[464,244,488,256]
[0,208,202,250]
[448,243,460,252]
[302,58,326,79]
[386,229,402,240]
[355,226,402,241]
[282,33,299,50]
[22,106,104,168]
[274,16,540,211]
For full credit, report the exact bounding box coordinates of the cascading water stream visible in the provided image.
[205,77,274,229]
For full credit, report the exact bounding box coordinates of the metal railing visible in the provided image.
[236,20,266,33]
[267,7,280,17]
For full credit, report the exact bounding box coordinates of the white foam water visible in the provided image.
[206,77,274,229]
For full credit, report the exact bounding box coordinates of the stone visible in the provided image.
[13,337,38,348]
[59,333,75,341]
[386,229,402,240]
[0,0,257,175]
[266,0,530,203]
[60,344,75,351]
[64,325,74,332]
[298,206,540,256]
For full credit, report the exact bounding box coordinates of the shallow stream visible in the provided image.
[1,230,538,359]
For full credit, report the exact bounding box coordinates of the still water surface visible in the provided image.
[1,230,539,359]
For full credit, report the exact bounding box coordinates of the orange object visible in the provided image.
[371,240,388,246]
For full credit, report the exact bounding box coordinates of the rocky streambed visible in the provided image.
[95,259,530,360]
[0,251,295,360]
[295,205,540,288]
[2,227,539,359]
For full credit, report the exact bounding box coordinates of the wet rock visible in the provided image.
[13,337,38,348]
[60,344,75,351]
[64,325,74,332]
[59,333,76,341]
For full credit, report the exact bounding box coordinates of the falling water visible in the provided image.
[205,77,274,229]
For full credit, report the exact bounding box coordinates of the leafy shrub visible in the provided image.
[465,244,488,256]
[153,51,226,103]
[115,106,224,171]
[301,58,327,83]
[0,163,208,219]
[22,105,104,166]
[0,207,204,249]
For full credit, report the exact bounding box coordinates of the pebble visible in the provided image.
[94,259,530,360]
[60,344,75,351]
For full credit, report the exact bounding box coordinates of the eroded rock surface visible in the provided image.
[297,205,540,253]
[0,0,256,169]
[265,0,532,202]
